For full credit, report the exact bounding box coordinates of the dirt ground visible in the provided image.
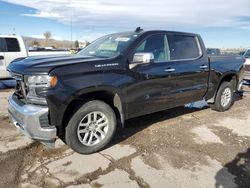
[0,87,250,188]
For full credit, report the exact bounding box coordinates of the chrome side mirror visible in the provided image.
[132,53,154,64]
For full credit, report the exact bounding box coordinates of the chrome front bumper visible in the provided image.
[8,95,57,147]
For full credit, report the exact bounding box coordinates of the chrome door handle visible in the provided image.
[164,68,175,72]
[200,65,208,69]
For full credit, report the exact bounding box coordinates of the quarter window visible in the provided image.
[168,35,200,60]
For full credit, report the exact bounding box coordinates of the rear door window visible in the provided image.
[167,35,200,60]
[5,38,20,52]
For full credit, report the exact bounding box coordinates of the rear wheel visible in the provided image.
[209,81,234,112]
[65,100,117,154]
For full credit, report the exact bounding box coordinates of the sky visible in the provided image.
[0,0,250,48]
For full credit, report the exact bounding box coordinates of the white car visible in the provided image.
[243,48,250,81]
[0,35,71,79]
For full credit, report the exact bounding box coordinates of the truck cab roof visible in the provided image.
[0,35,24,39]
[113,30,198,37]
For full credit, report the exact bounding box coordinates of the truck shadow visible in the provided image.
[110,93,243,148]
[110,105,209,147]
[215,148,250,188]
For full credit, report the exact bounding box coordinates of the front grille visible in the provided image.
[9,71,27,99]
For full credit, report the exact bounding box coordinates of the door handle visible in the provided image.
[164,68,176,72]
[200,65,208,69]
[0,56,4,60]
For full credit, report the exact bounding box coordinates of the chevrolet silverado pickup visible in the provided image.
[7,29,244,154]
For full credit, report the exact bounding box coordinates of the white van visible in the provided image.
[0,35,28,79]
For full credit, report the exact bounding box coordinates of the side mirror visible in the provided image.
[0,56,4,60]
[132,53,154,64]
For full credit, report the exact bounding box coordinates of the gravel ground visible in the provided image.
[0,87,250,188]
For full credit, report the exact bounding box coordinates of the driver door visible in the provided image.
[125,33,177,118]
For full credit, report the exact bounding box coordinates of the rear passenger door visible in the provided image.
[166,34,209,105]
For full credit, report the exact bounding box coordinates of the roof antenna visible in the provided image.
[135,27,143,33]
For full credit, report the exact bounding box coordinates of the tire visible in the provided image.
[209,81,234,112]
[65,100,117,154]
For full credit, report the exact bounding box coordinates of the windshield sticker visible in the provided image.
[115,37,130,42]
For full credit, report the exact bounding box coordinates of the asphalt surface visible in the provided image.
[0,87,250,188]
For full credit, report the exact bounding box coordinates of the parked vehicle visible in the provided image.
[243,48,250,81]
[0,35,70,79]
[238,51,245,56]
[207,48,221,56]
[7,29,244,154]
[0,35,28,79]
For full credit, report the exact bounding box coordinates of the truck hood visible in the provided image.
[7,54,105,74]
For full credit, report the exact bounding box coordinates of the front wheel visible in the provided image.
[209,81,234,112]
[65,100,117,154]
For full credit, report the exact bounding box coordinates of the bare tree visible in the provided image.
[43,31,52,46]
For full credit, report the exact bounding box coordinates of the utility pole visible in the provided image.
[70,16,73,49]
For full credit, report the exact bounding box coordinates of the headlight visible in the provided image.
[24,75,58,104]
[26,75,58,88]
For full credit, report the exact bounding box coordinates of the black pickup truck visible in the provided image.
[7,29,244,154]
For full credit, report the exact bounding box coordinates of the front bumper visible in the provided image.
[8,94,57,147]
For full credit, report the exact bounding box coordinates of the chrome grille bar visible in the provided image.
[9,71,27,98]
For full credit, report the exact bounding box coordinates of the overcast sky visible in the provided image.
[0,0,250,48]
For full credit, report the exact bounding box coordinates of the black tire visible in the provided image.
[65,100,117,154]
[209,81,234,112]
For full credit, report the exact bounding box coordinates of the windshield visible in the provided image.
[78,33,138,58]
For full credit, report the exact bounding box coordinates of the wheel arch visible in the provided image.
[207,72,238,104]
[60,88,125,136]
[217,73,238,92]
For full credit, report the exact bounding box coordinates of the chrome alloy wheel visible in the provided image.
[221,88,232,107]
[77,111,109,146]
